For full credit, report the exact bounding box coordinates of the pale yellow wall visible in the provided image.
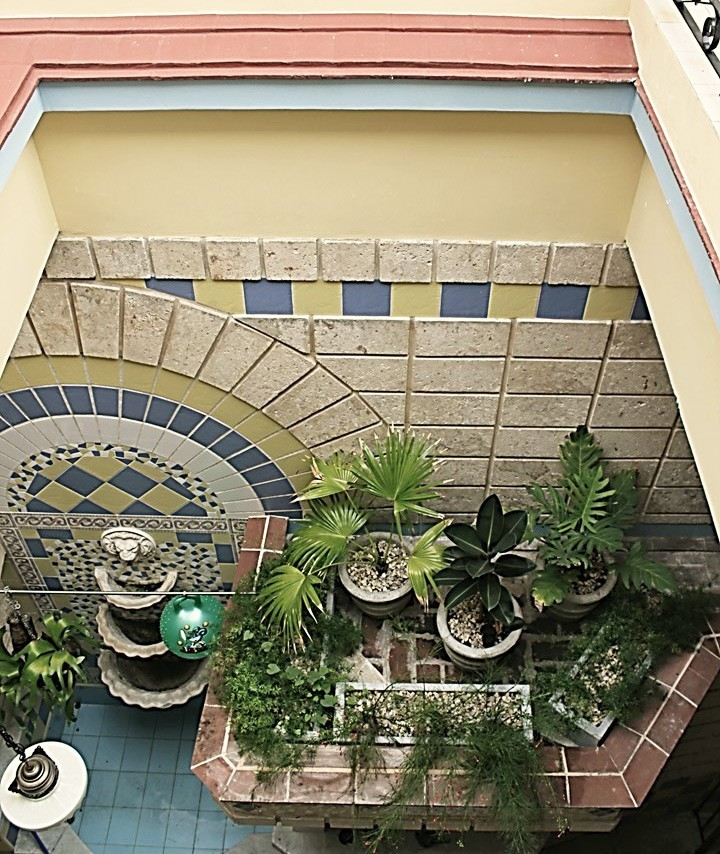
[33,111,644,241]
[0,142,58,369]
[0,1,631,19]
[626,157,720,521]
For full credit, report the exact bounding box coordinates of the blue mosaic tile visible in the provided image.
[9,389,45,419]
[440,283,490,318]
[228,445,269,472]
[632,289,651,320]
[254,479,294,499]
[261,497,302,516]
[110,468,157,496]
[190,419,228,446]
[243,279,293,314]
[536,283,590,320]
[92,386,119,416]
[0,395,26,425]
[36,386,69,416]
[210,432,250,459]
[64,385,94,415]
[215,543,235,563]
[44,576,62,590]
[28,473,51,495]
[168,406,204,436]
[57,466,104,495]
[71,498,112,514]
[162,478,194,500]
[123,500,163,516]
[175,502,206,517]
[342,280,391,316]
[146,397,178,428]
[176,532,213,544]
[27,498,60,513]
[122,390,149,421]
[37,527,73,540]
[244,461,285,485]
[146,278,195,300]
[26,538,48,557]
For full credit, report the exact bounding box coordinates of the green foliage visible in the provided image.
[0,612,95,736]
[259,428,448,645]
[528,426,677,607]
[435,494,534,626]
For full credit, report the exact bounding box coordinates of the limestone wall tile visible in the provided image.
[361,393,406,424]
[292,395,378,447]
[507,360,600,395]
[149,238,205,279]
[200,319,272,391]
[27,281,79,356]
[491,458,562,486]
[206,238,262,280]
[642,512,712,524]
[378,240,433,283]
[163,303,226,377]
[265,369,349,427]
[592,428,670,458]
[493,242,549,284]
[600,360,673,395]
[71,283,121,359]
[241,317,311,354]
[412,358,504,393]
[656,459,703,488]
[605,459,658,487]
[646,488,710,514]
[501,395,590,427]
[414,427,493,457]
[263,239,318,281]
[312,423,387,457]
[547,243,605,285]
[44,237,96,279]
[512,320,610,358]
[609,322,662,359]
[414,319,510,357]
[487,486,534,510]
[495,428,570,458]
[314,317,409,355]
[604,244,640,287]
[321,239,375,282]
[233,346,314,408]
[667,429,693,458]
[411,393,497,426]
[436,241,492,283]
[318,356,407,392]
[92,237,151,279]
[10,318,41,358]
[123,289,175,365]
[591,395,678,428]
[436,457,489,486]
[427,486,488,513]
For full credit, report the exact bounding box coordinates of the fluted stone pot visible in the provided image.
[338,533,412,619]
[546,568,618,622]
[436,594,523,671]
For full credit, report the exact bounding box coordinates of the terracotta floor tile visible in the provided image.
[569,774,634,808]
[623,739,668,804]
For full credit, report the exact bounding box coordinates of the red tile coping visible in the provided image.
[198,514,720,825]
[232,515,287,588]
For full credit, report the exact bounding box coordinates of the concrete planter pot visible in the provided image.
[436,594,523,671]
[546,567,618,622]
[337,533,412,619]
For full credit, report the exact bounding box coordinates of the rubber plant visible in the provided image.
[258,428,448,648]
[0,611,95,736]
[527,426,677,608]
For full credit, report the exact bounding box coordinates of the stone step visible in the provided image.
[14,823,91,854]
[225,829,277,853]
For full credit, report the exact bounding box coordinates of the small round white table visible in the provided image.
[0,741,88,854]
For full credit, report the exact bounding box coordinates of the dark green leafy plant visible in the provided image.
[528,426,677,607]
[0,611,95,736]
[435,494,534,626]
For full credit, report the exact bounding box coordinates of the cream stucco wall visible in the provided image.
[0,142,58,369]
[32,111,644,242]
[626,157,720,521]
[0,1,631,19]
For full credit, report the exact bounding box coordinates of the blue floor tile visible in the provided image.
[170,774,202,811]
[74,703,107,735]
[120,737,154,772]
[165,809,198,847]
[199,785,218,812]
[175,739,195,773]
[71,734,100,767]
[142,771,174,809]
[194,811,227,850]
[124,707,159,736]
[113,770,147,808]
[224,822,254,847]
[137,807,170,846]
[102,704,133,737]
[85,769,119,806]
[149,737,180,773]
[77,805,112,845]
[107,806,141,845]
[95,736,126,770]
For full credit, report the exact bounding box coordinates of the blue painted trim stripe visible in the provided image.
[0,88,43,193]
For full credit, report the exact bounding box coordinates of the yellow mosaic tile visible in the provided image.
[70,529,101,541]
[0,361,29,392]
[49,356,89,384]
[584,285,638,320]
[34,559,54,578]
[235,410,283,443]
[152,368,194,402]
[184,380,229,414]
[85,357,122,388]
[34,461,69,481]
[288,470,313,491]
[15,356,56,387]
[268,450,312,479]
[35,482,82,512]
[128,459,167,482]
[210,396,255,427]
[256,431,307,463]
[193,279,245,314]
[75,455,125,479]
[488,284,542,318]
[391,283,442,317]
[85,483,134,513]
[292,281,342,315]
[140,483,189,514]
[121,361,157,393]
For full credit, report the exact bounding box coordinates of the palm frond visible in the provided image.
[298,453,358,502]
[286,500,368,571]
[406,521,449,607]
[257,564,324,650]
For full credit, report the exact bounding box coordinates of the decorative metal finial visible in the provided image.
[0,727,59,800]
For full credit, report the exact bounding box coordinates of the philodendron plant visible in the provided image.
[0,611,95,736]
[435,494,535,628]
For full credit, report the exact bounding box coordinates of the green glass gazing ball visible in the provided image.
[159,595,224,659]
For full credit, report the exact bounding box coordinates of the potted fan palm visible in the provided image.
[258,429,448,648]
[528,426,677,620]
[435,494,535,669]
